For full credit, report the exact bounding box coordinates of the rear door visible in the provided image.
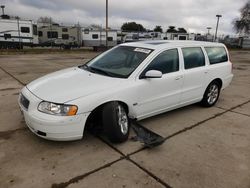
[180,47,207,104]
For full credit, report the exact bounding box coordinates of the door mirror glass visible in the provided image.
[144,70,162,78]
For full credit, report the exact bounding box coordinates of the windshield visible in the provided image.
[82,46,152,78]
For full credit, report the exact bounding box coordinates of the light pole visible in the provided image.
[106,0,108,48]
[214,14,222,42]
[1,5,5,15]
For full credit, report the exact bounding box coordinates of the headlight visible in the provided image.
[38,101,78,116]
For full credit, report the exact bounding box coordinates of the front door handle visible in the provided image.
[175,76,183,80]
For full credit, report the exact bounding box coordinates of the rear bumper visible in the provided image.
[18,87,90,141]
[222,74,233,89]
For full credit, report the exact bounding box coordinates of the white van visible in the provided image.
[19,41,233,142]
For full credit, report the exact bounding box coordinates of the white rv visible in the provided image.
[123,32,162,43]
[82,28,117,50]
[0,15,38,49]
[38,24,82,49]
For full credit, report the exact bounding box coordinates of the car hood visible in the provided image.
[27,67,122,103]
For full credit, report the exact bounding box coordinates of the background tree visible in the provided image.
[153,25,163,32]
[121,22,146,32]
[233,1,250,35]
[37,17,53,24]
[177,27,187,33]
[166,26,178,33]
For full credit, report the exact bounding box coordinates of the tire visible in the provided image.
[102,102,130,143]
[201,81,221,107]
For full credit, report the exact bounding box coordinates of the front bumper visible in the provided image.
[18,87,90,141]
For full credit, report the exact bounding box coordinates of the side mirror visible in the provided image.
[144,70,162,78]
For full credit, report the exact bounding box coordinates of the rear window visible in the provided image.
[205,47,228,64]
[182,47,205,69]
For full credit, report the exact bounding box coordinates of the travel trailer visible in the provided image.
[0,15,38,49]
[82,28,117,50]
[38,24,81,49]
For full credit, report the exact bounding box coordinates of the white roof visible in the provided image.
[120,40,225,50]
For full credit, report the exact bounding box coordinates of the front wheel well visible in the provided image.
[84,101,129,130]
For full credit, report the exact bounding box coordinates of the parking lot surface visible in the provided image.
[0,50,250,188]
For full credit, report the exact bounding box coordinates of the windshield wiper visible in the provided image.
[79,64,125,78]
[90,67,115,77]
[79,64,95,73]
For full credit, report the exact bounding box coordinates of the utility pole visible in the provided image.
[1,5,5,15]
[214,15,222,42]
[106,0,108,48]
[50,17,52,48]
[17,17,21,49]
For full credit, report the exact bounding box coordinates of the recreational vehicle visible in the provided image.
[123,32,162,43]
[38,24,82,49]
[0,15,38,49]
[82,28,117,50]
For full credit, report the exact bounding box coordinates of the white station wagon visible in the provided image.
[19,41,233,142]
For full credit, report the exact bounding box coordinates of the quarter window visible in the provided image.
[205,47,228,64]
[182,47,205,69]
[21,27,30,33]
[146,49,179,74]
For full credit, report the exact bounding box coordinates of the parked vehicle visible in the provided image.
[0,15,38,49]
[82,28,117,50]
[38,24,81,49]
[18,40,233,142]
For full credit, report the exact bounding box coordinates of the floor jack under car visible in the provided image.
[130,119,165,148]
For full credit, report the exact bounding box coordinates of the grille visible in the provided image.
[20,94,30,110]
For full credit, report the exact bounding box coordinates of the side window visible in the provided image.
[21,27,30,33]
[47,31,58,38]
[107,37,113,41]
[38,31,43,37]
[62,34,69,40]
[182,47,205,69]
[205,47,228,64]
[33,25,37,35]
[62,28,68,32]
[92,34,99,39]
[146,49,179,74]
[4,34,11,39]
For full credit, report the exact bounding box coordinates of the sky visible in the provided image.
[1,0,249,36]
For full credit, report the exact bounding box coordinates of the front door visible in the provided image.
[135,48,184,119]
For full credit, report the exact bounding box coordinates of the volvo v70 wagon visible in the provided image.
[19,41,233,142]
